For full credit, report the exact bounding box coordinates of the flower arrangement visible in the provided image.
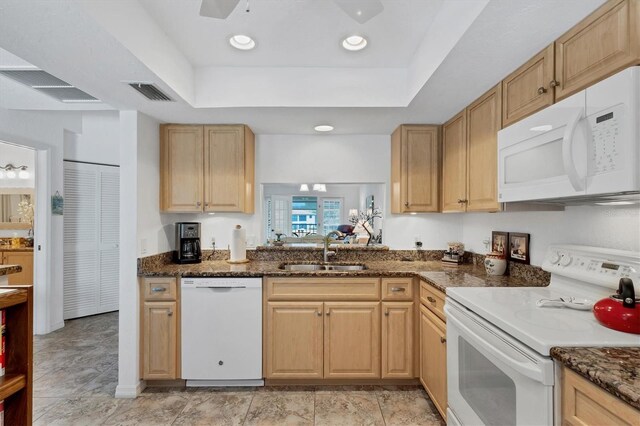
[348,208,382,246]
[16,199,34,226]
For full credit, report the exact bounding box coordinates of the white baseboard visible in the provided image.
[36,320,64,335]
[115,381,146,399]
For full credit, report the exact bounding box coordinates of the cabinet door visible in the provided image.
[142,301,177,380]
[3,252,33,285]
[324,302,380,378]
[502,44,555,127]
[402,126,440,213]
[420,305,447,420]
[382,302,414,379]
[204,125,246,212]
[160,125,204,212]
[265,302,324,379]
[441,111,467,212]
[466,83,502,212]
[555,0,640,100]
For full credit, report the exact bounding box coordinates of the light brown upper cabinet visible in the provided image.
[160,124,255,213]
[555,0,640,100]
[502,44,555,127]
[442,84,502,213]
[391,125,440,213]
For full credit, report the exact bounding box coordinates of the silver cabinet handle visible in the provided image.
[549,79,560,88]
[384,310,389,316]
[196,201,202,207]
[390,287,406,292]
[404,201,409,207]
[427,296,436,303]
[317,311,322,316]
[440,336,446,344]
[325,312,330,316]
[168,310,173,316]
[151,287,167,292]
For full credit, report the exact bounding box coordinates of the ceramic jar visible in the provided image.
[484,252,507,276]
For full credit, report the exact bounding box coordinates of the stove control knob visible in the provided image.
[559,253,572,267]
[548,251,561,265]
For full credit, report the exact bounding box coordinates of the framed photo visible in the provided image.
[51,191,64,216]
[491,231,509,258]
[509,232,530,264]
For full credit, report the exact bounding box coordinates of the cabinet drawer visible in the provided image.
[420,281,446,321]
[266,278,380,301]
[381,278,414,301]
[142,277,178,301]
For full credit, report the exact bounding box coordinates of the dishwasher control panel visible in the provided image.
[181,277,262,288]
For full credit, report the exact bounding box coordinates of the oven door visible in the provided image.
[445,299,554,426]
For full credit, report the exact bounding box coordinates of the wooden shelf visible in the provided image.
[0,374,26,401]
[0,289,27,310]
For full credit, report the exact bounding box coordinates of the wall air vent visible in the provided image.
[0,69,99,102]
[127,83,173,101]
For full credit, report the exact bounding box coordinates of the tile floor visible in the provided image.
[33,312,445,425]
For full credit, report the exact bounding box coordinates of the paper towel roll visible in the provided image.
[230,225,247,262]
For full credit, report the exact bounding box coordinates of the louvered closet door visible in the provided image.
[63,161,120,319]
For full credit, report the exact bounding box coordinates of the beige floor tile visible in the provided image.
[173,392,253,425]
[377,389,445,426]
[244,392,314,425]
[34,367,102,398]
[33,397,125,426]
[314,391,384,426]
[102,394,189,425]
[79,367,118,397]
[33,397,64,421]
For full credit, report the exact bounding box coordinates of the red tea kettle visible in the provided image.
[593,278,640,334]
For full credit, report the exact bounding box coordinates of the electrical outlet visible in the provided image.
[211,237,216,249]
[414,235,423,250]
[140,238,148,256]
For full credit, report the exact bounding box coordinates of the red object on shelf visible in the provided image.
[593,278,640,335]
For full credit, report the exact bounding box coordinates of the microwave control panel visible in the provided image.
[588,104,624,175]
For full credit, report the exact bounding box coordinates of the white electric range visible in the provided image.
[445,245,640,426]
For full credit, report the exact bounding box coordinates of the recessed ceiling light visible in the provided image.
[229,35,256,50]
[314,125,334,132]
[342,35,367,51]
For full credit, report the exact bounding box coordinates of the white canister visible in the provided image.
[484,252,507,276]
[230,225,247,262]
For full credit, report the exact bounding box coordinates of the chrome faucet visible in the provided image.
[323,230,343,262]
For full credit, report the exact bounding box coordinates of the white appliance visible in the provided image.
[181,277,263,386]
[445,245,640,426]
[498,66,639,203]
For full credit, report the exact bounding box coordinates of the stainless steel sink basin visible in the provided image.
[280,263,367,271]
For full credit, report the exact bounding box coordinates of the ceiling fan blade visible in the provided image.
[333,0,384,24]
[199,0,241,19]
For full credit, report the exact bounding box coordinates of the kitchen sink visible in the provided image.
[279,263,367,271]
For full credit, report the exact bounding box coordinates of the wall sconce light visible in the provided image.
[0,164,29,179]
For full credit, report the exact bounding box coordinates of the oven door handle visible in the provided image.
[447,312,547,384]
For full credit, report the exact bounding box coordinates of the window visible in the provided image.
[322,198,342,235]
[291,196,318,235]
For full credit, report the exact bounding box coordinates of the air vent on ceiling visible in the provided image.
[127,83,173,101]
[0,69,99,102]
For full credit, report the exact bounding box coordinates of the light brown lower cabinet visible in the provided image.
[140,277,180,380]
[0,251,34,285]
[420,304,447,420]
[562,367,640,425]
[265,301,324,379]
[382,301,414,378]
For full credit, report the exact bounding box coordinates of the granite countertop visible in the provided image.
[551,347,640,410]
[138,259,549,291]
[0,264,23,276]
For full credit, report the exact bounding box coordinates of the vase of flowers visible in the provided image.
[17,199,34,246]
[349,208,382,246]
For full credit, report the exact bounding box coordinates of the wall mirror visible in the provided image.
[0,188,34,230]
[262,183,385,245]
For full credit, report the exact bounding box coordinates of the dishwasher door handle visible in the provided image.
[202,286,247,290]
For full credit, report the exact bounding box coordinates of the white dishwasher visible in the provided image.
[181,277,263,387]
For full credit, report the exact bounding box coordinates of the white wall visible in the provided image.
[138,134,463,255]
[64,111,120,165]
[462,205,640,266]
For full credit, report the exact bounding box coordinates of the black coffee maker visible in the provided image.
[173,222,202,264]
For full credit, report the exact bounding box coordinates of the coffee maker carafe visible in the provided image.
[173,222,202,264]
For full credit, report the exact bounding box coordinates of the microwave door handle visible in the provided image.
[562,108,585,192]
[447,312,548,384]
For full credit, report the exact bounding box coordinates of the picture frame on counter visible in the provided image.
[491,231,508,258]
[509,232,530,264]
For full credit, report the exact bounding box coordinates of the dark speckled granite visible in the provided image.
[0,264,22,276]
[551,347,640,410]
[138,252,550,290]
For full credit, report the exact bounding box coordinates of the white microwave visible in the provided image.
[498,66,639,203]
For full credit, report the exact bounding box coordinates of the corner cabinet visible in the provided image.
[140,277,180,380]
[442,83,502,213]
[391,125,440,213]
[160,124,255,213]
